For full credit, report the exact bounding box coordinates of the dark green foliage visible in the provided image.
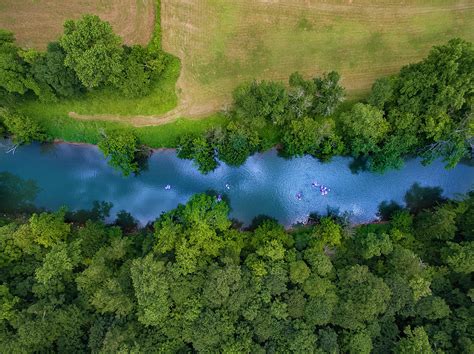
[177,134,219,174]
[29,42,83,99]
[312,71,345,116]
[233,80,288,127]
[0,13,170,103]
[0,30,29,95]
[216,122,260,166]
[0,172,39,213]
[98,129,143,176]
[288,71,345,118]
[363,38,474,171]
[0,192,473,352]
[60,15,124,89]
[117,45,167,98]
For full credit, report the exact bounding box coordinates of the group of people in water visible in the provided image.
[296,181,331,200]
[165,181,329,203]
[164,183,230,203]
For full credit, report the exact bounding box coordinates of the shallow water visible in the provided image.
[1,141,473,225]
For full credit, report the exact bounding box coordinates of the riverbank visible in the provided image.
[1,140,472,227]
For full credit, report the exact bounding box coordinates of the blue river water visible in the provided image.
[0,141,473,225]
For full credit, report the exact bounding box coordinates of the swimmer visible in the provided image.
[165,184,171,190]
[296,192,303,200]
[312,181,319,187]
[225,183,231,190]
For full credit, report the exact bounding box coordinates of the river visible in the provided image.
[1,141,473,225]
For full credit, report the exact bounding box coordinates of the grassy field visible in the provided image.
[4,0,474,147]
[162,0,474,117]
[0,0,155,50]
[11,0,193,145]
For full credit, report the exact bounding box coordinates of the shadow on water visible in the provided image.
[404,182,445,213]
[348,156,370,174]
[377,200,404,221]
[65,201,113,224]
[0,172,40,213]
[377,183,446,219]
[247,215,279,231]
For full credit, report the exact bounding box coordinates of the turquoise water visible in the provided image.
[1,141,473,225]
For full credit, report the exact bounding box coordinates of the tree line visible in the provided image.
[1,31,472,177]
[0,15,169,102]
[0,185,472,352]
[0,14,169,174]
[179,38,473,174]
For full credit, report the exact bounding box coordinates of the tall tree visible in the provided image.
[60,15,124,89]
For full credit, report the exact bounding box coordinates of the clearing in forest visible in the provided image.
[0,0,155,49]
[161,0,474,118]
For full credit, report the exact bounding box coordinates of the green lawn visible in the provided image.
[17,99,228,148]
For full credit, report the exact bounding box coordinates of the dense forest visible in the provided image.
[0,185,472,352]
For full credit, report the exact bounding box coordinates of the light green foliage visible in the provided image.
[303,249,333,277]
[344,330,373,354]
[354,231,393,259]
[60,15,123,89]
[341,103,389,157]
[442,241,473,274]
[396,326,433,354]
[0,285,19,321]
[0,110,48,144]
[131,254,170,326]
[311,217,343,250]
[287,71,345,118]
[14,209,70,249]
[34,241,81,297]
[281,116,344,161]
[98,129,141,176]
[289,260,311,284]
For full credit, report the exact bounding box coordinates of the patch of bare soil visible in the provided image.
[0,0,155,49]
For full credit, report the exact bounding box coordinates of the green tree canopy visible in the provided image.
[60,15,124,89]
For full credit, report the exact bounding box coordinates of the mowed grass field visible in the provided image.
[162,0,474,116]
[0,0,155,49]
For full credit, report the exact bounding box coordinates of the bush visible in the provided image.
[98,129,142,176]
[0,110,48,144]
